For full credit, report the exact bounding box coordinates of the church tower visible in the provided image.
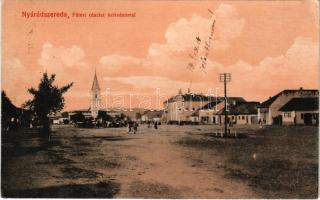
[90,69,101,118]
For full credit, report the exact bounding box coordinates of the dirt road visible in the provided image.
[2,125,257,198]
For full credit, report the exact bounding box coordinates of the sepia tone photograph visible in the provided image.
[1,0,319,198]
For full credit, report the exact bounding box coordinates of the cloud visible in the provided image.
[163,3,245,52]
[2,58,37,106]
[304,0,319,28]
[99,54,141,66]
[164,14,211,50]
[99,54,149,77]
[73,3,318,100]
[104,76,190,91]
[97,3,245,89]
[225,37,318,99]
[38,43,86,70]
[3,57,29,85]
[213,3,245,50]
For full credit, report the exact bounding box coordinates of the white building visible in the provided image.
[279,97,319,125]
[258,88,318,125]
[198,98,247,124]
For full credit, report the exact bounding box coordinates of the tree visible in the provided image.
[71,112,85,123]
[24,73,73,136]
[97,111,112,122]
[2,91,19,131]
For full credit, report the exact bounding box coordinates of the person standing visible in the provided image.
[259,118,263,128]
[154,121,158,129]
[128,121,132,133]
[133,121,138,134]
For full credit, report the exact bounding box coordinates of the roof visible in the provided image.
[164,93,246,104]
[217,102,260,115]
[163,94,213,103]
[259,93,281,108]
[259,89,319,108]
[142,110,163,118]
[279,98,319,112]
[231,102,260,115]
[200,99,222,110]
[199,97,246,110]
[65,108,91,113]
[91,72,100,91]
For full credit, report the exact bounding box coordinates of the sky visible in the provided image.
[2,0,319,110]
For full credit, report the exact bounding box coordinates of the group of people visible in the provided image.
[127,121,139,134]
[147,121,159,129]
[127,121,160,134]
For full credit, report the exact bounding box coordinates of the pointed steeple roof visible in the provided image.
[91,68,100,91]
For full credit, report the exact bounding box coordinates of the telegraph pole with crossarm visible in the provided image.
[219,73,231,137]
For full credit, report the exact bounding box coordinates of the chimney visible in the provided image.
[299,87,303,90]
[187,88,191,94]
[178,88,182,94]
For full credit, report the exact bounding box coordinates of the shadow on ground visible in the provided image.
[2,181,120,198]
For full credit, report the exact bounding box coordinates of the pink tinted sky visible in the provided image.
[2,0,319,110]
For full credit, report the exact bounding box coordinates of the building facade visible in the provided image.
[258,88,318,125]
[227,102,260,125]
[280,97,319,125]
[199,98,247,124]
[162,91,215,123]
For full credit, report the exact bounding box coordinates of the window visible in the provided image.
[238,116,241,120]
[284,112,291,118]
[242,116,245,120]
[301,113,304,119]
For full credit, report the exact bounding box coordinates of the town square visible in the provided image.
[1,0,319,198]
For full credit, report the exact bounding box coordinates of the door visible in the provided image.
[304,113,312,125]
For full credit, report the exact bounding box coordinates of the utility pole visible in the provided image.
[219,73,231,137]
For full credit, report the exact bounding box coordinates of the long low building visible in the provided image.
[198,98,248,124]
[258,88,318,125]
[279,97,319,125]
[200,101,259,125]
[162,89,246,123]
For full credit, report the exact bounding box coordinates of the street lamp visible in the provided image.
[219,73,231,137]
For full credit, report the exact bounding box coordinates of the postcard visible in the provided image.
[1,0,319,198]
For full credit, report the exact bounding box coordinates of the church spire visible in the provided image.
[91,67,100,91]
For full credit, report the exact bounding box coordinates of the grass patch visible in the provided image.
[61,166,103,179]
[129,180,182,198]
[177,126,318,198]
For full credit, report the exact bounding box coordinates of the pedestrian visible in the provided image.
[259,118,263,128]
[154,121,158,129]
[229,120,233,127]
[127,121,132,133]
[133,121,138,134]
